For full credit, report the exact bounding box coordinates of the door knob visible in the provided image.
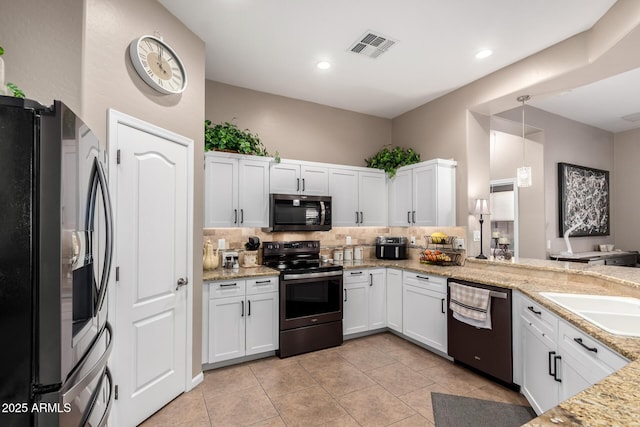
[176,277,189,290]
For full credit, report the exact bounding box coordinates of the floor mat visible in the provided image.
[431,392,536,427]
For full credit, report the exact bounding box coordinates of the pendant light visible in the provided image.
[516,95,532,187]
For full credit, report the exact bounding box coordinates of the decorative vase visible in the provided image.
[0,56,7,96]
[203,240,218,270]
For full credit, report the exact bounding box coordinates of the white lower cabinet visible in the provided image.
[402,272,447,353]
[368,269,387,330]
[204,277,279,364]
[386,268,403,332]
[518,293,628,415]
[343,268,386,336]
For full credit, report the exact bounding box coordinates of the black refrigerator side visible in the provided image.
[0,98,55,426]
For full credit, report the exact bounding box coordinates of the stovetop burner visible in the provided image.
[263,240,342,275]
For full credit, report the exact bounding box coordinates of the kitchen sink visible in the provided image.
[540,292,640,337]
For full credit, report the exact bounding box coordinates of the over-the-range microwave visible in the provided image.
[267,193,332,232]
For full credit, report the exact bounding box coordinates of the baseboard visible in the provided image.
[189,371,204,390]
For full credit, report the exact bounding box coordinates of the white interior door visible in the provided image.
[108,111,193,426]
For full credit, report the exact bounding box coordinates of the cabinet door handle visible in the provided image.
[553,354,562,382]
[302,178,305,192]
[369,273,373,286]
[255,280,272,284]
[248,300,251,316]
[416,275,430,280]
[407,211,411,224]
[220,283,237,288]
[574,337,598,353]
[441,298,445,314]
[240,209,244,224]
[360,212,363,224]
[241,300,244,317]
[412,211,416,223]
[527,306,542,315]
[344,289,348,302]
[548,351,556,377]
[355,211,360,224]
[297,178,300,192]
[350,271,364,275]
[234,209,238,224]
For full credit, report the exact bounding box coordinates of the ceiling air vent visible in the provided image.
[348,30,397,59]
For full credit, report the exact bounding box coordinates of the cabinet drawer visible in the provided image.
[209,280,246,299]
[558,320,628,378]
[403,271,446,293]
[344,269,369,284]
[246,276,279,295]
[520,295,558,337]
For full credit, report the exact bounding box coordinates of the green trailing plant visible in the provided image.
[365,146,421,177]
[6,82,25,98]
[0,45,25,98]
[204,119,269,156]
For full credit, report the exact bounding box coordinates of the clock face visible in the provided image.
[129,35,187,94]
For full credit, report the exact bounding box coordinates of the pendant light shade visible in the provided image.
[517,95,532,188]
[517,166,532,187]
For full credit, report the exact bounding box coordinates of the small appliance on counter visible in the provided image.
[376,236,408,260]
[245,236,260,251]
[243,237,260,267]
[222,251,239,269]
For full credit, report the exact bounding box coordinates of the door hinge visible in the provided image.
[115,266,120,282]
[114,385,118,400]
[117,149,121,164]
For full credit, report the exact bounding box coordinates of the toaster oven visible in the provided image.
[375,236,408,260]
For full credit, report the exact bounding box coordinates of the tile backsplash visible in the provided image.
[203,226,467,262]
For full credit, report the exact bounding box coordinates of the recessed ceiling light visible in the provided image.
[475,49,493,59]
[317,61,331,70]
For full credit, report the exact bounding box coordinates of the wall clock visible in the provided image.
[129,35,187,94]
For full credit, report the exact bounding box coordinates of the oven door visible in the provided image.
[280,270,343,330]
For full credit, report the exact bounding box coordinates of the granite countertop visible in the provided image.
[202,265,279,281]
[203,257,640,426]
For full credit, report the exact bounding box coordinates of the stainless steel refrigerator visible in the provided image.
[0,96,114,426]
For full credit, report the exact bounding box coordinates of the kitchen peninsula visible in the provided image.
[203,255,640,426]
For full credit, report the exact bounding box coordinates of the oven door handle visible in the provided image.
[320,201,326,226]
[282,270,343,280]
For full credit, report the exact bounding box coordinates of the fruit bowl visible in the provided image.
[419,249,463,266]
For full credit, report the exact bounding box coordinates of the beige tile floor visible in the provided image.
[140,332,530,426]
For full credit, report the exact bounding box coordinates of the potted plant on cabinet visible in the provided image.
[204,119,271,156]
[365,145,420,178]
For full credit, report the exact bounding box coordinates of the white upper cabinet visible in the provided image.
[329,166,387,226]
[204,152,270,228]
[490,190,515,221]
[270,160,328,196]
[388,159,456,227]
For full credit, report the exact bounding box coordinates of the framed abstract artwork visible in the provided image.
[558,162,610,237]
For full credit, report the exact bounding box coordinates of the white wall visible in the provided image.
[0,0,83,111]
[205,80,392,166]
[490,129,546,258]
[497,107,614,255]
[613,128,640,251]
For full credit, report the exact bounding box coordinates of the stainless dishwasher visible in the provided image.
[447,278,514,387]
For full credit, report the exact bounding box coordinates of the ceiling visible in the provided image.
[160,0,636,132]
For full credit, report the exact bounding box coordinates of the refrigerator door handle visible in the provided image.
[85,158,114,312]
[62,322,113,405]
[78,366,113,427]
